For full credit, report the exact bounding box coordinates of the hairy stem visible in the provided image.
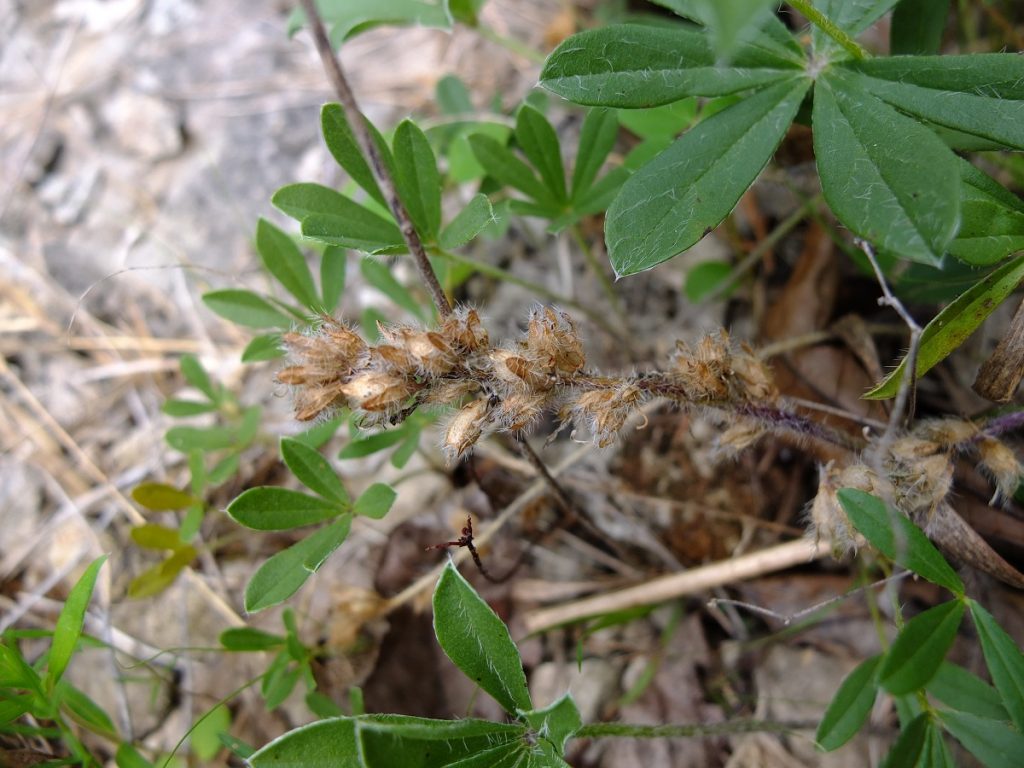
[297,0,452,317]
[576,718,814,740]
[787,0,869,60]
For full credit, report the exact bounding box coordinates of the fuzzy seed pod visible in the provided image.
[526,306,585,374]
[441,307,489,352]
[807,463,866,555]
[730,351,777,402]
[341,371,416,412]
[673,334,732,402]
[572,383,642,447]
[444,398,490,462]
[978,437,1022,504]
[915,418,977,448]
[718,421,765,453]
[495,392,549,431]
[489,349,553,393]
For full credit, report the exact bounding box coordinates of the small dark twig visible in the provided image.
[427,515,494,580]
[297,0,452,317]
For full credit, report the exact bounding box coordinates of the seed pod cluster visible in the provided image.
[808,418,1022,553]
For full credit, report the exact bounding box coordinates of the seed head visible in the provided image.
[444,398,491,462]
[978,437,1022,504]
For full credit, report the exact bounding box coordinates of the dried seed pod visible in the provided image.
[718,421,765,452]
[489,349,553,392]
[292,380,348,421]
[673,334,732,402]
[572,383,642,447]
[978,437,1022,504]
[342,371,415,412]
[495,392,549,431]
[405,330,458,376]
[915,418,977,448]
[442,307,489,352]
[807,463,866,554]
[443,398,491,462]
[526,306,585,374]
[730,350,777,402]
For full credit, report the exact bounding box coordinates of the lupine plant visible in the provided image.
[11,1,1024,766]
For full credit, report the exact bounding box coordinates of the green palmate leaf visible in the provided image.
[294,0,452,46]
[162,399,218,417]
[515,105,567,203]
[890,0,949,55]
[180,355,217,401]
[273,183,404,254]
[436,74,474,115]
[357,715,523,768]
[166,424,237,452]
[191,704,231,761]
[448,0,486,26]
[338,426,411,458]
[203,289,294,329]
[880,713,929,768]
[840,57,1024,152]
[939,709,1024,768]
[438,193,497,250]
[571,108,618,200]
[816,654,882,751]
[836,489,964,594]
[393,120,442,239]
[210,453,241,485]
[127,546,196,599]
[130,524,183,551]
[352,483,396,520]
[227,487,345,531]
[662,0,777,60]
[927,661,1009,722]
[256,218,320,310]
[306,691,344,718]
[244,516,352,612]
[865,254,1024,399]
[292,414,344,450]
[280,437,350,506]
[248,715,521,768]
[950,161,1024,266]
[321,104,392,206]
[523,694,582,754]
[250,718,360,768]
[132,482,196,511]
[262,655,301,709]
[433,562,532,715]
[605,76,809,276]
[243,334,284,363]
[443,743,528,768]
[46,555,107,690]
[115,743,154,768]
[468,134,557,207]
[540,24,801,108]
[220,627,286,651]
[810,0,899,58]
[180,504,204,541]
[58,680,117,739]
[653,0,804,61]
[813,70,960,265]
[618,99,698,141]
[360,258,426,320]
[969,599,1024,732]
[685,261,733,302]
[321,246,347,312]
[879,600,965,695]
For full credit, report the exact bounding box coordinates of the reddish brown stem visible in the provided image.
[297,0,452,318]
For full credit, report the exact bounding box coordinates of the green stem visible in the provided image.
[570,223,629,331]
[432,248,629,344]
[576,719,811,740]
[787,0,869,60]
[475,24,546,64]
